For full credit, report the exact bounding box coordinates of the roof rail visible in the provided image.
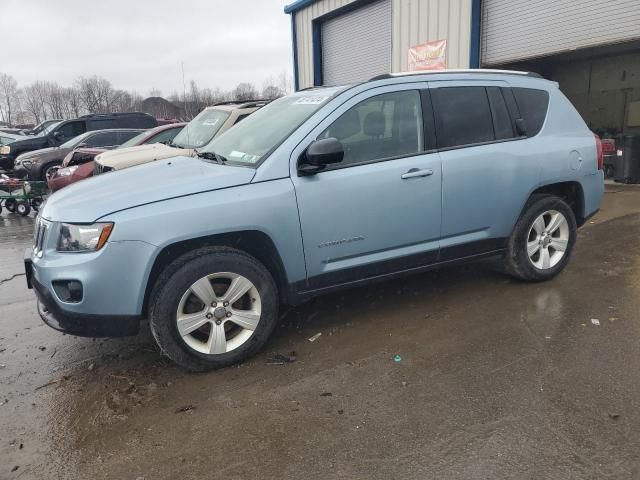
[369,69,543,82]
[212,99,270,106]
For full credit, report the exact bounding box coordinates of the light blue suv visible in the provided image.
[25,70,604,370]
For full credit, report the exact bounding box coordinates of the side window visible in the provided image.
[118,131,141,144]
[85,131,119,147]
[487,87,515,140]
[88,119,117,130]
[512,87,549,137]
[56,121,85,140]
[319,90,424,166]
[148,127,181,144]
[431,87,494,149]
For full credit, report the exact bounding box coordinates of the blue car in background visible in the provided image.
[26,69,604,371]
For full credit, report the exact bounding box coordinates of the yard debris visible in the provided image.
[591,318,600,326]
[266,351,297,365]
[38,346,46,351]
[87,363,95,371]
[0,364,5,369]
[34,375,69,391]
[308,332,322,342]
[545,335,552,340]
[320,392,332,397]
[609,413,620,420]
[393,354,402,363]
[175,405,196,413]
[11,466,19,472]
[401,381,408,387]
[609,317,618,322]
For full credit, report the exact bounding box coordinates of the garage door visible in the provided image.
[482,0,640,65]
[321,0,392,85]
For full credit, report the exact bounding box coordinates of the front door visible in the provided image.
[291,86,442,290]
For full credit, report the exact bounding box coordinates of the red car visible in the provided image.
[48,122,185,192]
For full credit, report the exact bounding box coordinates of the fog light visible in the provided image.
[52,280,83,303]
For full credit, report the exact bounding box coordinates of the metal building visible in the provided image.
[285,0,640,135]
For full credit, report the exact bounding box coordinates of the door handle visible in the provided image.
[401,168,434,180]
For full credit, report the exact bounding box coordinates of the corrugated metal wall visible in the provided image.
[392,0,472,72]
[294,0,357,90]
[482,0,640,65]
[322,0,392,85]
[293,0,472,89]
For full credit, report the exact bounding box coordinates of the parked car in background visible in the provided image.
[93,101,265,174]
[0,112,156,171]
[27,71,603,371]
[14,129,144,181]
[48,123,186,192]
[19,119,63,136]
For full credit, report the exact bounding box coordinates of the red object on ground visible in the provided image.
[48,162,94,192]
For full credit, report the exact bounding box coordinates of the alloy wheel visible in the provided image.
[176,272,262,355]
[527,210,569,270]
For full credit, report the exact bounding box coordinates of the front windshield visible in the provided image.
[172,108,230,148]
[41,121,61,136]
[117,131,147,149]
[60,131,92,149]
[199,92,338,165]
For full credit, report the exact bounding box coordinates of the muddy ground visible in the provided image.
[1,184,640,479]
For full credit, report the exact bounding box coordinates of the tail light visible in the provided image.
[594,133,603,170]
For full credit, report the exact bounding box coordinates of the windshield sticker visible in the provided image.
[202,119,220,126]
[228,150,246,158]
[294,96,330,105]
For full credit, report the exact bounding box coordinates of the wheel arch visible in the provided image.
[142,230,291,317]
[523,181,586,226]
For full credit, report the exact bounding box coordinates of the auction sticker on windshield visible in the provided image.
[294,96,330,105]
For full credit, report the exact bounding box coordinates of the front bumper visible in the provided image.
[0,154,14,171]
[25,236,158,337]
[32,274,140,337]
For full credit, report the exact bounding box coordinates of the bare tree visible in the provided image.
[0,73,20,126]
[232,82,258,101]
[77,75,114,113]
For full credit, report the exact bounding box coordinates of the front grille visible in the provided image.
[93,162,113,176]
[33,218,50,256]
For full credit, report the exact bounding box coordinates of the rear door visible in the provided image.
[430,81,540,258]
[291,84,442,290]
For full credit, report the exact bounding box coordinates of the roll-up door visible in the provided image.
[321,0,392,85]
[482,0,640,65]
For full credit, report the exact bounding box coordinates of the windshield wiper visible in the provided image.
[195,150,228,164]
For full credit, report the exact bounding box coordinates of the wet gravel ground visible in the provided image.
[1,184,640,479]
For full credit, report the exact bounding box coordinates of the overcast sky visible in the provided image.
[2,0,293,95]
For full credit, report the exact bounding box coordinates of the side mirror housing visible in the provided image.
[76,143,87,149]
[299,137,344,175]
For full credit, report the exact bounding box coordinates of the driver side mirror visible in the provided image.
[298,137,344,175]
[53,131,62,139]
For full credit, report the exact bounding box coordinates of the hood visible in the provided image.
[96,143,191,169]
[9,135,49,152]
[41,156,256,223]
[16,146,69,164]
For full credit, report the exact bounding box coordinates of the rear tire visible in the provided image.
[16,201,31,216]
[149,247,279,372]
[504,194,577,282]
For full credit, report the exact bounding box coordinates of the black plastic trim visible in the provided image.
[32,276,140,337]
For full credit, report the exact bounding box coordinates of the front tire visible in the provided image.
[149,247,279,372]
[504,194,577,282]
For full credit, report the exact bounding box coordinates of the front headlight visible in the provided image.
[0,145,10,155]
[57,222,114,252]
[58,166,78,177]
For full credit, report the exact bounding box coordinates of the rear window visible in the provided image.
[431,86,495,149]
[512,87,549,137]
